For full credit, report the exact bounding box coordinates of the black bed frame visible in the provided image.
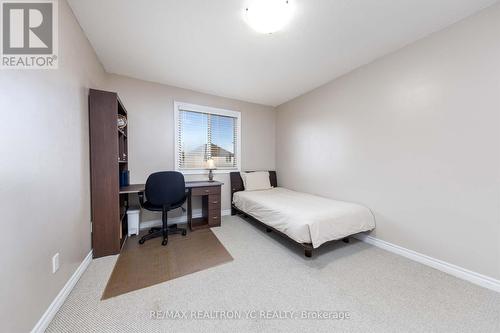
[230,171,349,257]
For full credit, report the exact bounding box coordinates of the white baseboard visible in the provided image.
[353,233,500,293]
[140,209,232,230]
[31,250,93,333]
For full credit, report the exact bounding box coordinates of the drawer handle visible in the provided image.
[205,190,209,193]
[212,201,218,204]
[213,216,218,219]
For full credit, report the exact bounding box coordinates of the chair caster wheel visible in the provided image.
[182,230,187,236]
[138,239,145,245]
[148,229,154,234]
[161,239,168,246]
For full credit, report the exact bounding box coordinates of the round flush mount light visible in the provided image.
[244,0,293,34]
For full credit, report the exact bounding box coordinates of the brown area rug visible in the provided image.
[102,228,233,300]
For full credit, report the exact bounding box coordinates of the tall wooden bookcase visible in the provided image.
[89,89,128,258]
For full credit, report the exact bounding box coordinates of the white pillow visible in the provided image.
[240,172,253,188]
[241,171,272,191]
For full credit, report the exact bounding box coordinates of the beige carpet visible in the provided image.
[47,216,500,332]
[102,228,233,300]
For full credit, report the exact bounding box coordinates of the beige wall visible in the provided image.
[104,74,276,221]
[276,4,500,280]
[0,1,106,332]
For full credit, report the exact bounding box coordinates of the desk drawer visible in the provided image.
[208,194,221,206]
[191,186,221,196]
[208,199,221,227]
[208,214,221,227]
[209,202,221,215]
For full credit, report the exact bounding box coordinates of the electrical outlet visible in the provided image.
[52,253,60,274]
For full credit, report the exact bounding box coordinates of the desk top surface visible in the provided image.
[186,180,224,188]
[119,184,145,194]
[119,181,223,194]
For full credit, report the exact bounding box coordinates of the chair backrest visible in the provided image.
[145,171,185,207]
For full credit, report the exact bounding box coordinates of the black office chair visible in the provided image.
[138,171,188,246]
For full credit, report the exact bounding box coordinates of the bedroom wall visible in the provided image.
[275,4,500,280]
[0,1,106,332]
[104,74,276,222]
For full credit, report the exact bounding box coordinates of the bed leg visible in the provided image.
[304,248,312,258]
[231,207,237,216]
[266,228,272,233]
[342,237,350,243]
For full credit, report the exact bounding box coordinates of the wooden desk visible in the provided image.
[119,184,146,194]
[187,181,223,231]
[120,181,224,231]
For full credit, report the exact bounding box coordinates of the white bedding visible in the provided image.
[233,187,375,248]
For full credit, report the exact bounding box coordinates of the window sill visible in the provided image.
[178,169,239,175]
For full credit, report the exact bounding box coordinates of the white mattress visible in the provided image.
[233,187,375,248]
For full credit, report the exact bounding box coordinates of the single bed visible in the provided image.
[230,171,375,257]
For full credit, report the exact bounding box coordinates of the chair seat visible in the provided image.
[142,199,185,212]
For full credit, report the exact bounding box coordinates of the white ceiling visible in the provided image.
[68,0,498,106]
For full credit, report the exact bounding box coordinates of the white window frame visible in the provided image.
[174,101,241,174]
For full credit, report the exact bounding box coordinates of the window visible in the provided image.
[174,102,241,173]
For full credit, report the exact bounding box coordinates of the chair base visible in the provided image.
[139,224,187,246]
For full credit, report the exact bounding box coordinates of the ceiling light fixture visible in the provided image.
[244,0,293,34]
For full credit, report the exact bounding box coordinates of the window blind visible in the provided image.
[177,109,238,170]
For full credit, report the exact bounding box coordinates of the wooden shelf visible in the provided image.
[89,89,130,258]
[190,217,211,230]
[117,95,128,115]
[118,128,127,137]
